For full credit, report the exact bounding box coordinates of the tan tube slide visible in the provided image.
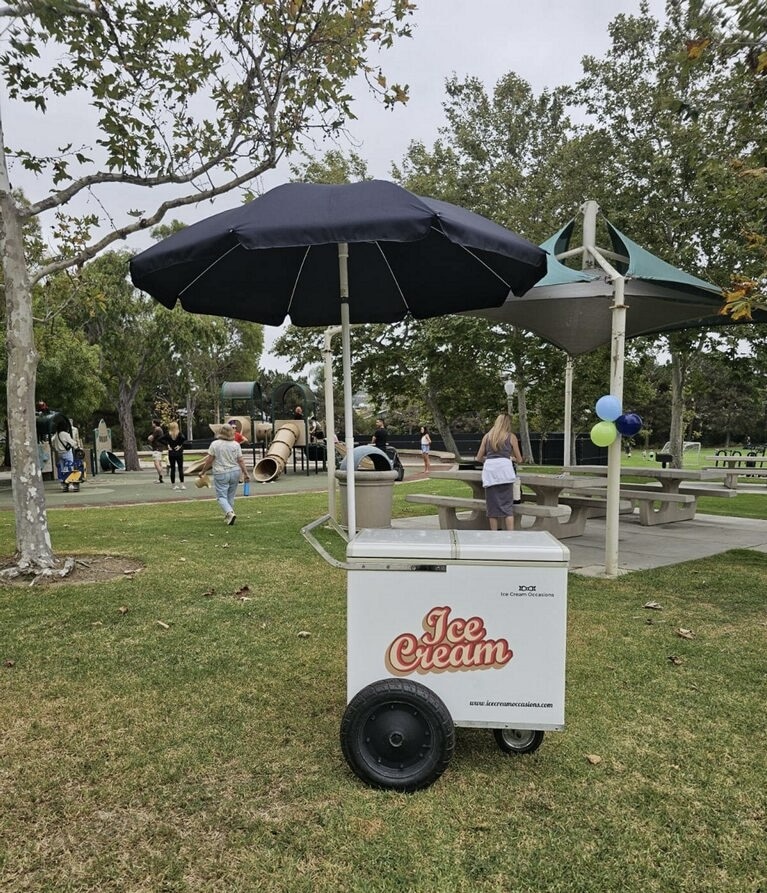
[252,422,300,482]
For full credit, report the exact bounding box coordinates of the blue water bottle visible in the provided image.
[243,480,250,496]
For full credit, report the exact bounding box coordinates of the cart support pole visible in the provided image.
[323,325,342,521]
[338,243,356,536]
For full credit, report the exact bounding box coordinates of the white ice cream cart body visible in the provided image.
[341,528,569,791]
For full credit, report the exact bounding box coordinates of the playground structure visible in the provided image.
[218,381,271,446]
[253,380,320,482]
[185,380,325,483]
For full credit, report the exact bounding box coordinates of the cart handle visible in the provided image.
[301,514,353,570]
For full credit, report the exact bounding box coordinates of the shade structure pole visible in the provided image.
[605,274,627,577]
[587,240,627,579]
[563,356,574,467]
[581,200,599,270]
[338,243,356,536]
[322,325,342,520]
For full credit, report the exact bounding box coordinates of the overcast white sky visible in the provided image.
[3,0,667,374]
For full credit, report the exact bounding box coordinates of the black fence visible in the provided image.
[386,432,608,466]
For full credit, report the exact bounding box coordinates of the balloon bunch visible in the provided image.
[590,395,643,447]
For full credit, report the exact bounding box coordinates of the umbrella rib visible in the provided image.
[374,241,411,313]
[431,227,512,289]
[178,244,241,297]
[286,246,312,316]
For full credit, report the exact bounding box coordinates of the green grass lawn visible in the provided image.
[1,490,766,892]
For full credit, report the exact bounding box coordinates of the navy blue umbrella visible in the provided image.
[130,180,545,324]
[130,180,546,533]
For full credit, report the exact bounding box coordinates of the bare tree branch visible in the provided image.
[29,153,281,284]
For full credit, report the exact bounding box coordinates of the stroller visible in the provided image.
[385,445,405,482]
[62,448,87,492]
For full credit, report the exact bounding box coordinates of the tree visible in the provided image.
[71,251,167,470]
[570,0,766,465]
[702,0,767,318]
[0,0,413,572]
[390,72,579,454]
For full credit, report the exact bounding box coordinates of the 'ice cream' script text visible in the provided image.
[385,606,513,676]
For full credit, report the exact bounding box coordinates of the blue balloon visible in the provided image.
[615,412,643,437]
[595,395,622,422]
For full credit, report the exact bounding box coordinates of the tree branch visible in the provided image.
[29,153,281,285]
[0,1,96,16]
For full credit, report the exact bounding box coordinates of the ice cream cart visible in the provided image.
[338,527,569,791]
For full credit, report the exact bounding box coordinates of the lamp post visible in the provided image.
[504,379,515,416]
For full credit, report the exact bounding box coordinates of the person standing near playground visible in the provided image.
[197,423,249,526]
[371,418,387,451]
[420,425,432,473]
[147,418,166,484]
[166,420,186,490]
[475,412,523,531]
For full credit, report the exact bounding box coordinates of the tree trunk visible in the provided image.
[117,379,141,471]
[0,119,55,567]
[516,385,534,464]
[669,350,686,469]
[425,380,460,460]
[185,391,195,440]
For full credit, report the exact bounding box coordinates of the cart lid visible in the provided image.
[347,528,569,563]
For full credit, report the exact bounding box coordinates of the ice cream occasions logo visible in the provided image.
[385,606,513,676]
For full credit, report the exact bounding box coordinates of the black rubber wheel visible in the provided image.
[341,678,454,792]
[493,728,544,755]
[396,465,405,482]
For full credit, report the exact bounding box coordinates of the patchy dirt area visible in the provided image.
[0,555,145,587]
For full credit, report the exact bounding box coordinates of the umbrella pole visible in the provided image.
[323,325,342,521]
[338,243,357,536]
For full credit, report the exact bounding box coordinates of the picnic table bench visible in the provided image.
[702,456,767,489]
[404,493,569,532]
[575,486,696,525]
[427,469,609,538]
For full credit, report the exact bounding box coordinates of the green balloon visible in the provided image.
[590,421,618,447]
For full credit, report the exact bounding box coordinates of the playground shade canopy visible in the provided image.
[469,217,745,356]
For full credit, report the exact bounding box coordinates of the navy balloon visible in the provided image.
[615,412,643,437]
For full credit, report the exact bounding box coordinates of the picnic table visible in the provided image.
[703,454,767,489]
[562,465,734,525]
[417,469,609,538]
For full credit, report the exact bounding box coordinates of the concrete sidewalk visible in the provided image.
[0,460,432,510]
[391,510,767,577]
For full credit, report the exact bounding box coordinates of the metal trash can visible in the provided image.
[336,446,397,528]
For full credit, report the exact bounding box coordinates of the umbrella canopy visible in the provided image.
[131,180,546,325]
[469,217,736,355]
[130,180,547,536]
